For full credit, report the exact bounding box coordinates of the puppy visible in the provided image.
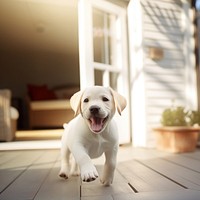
[59,86,126,186]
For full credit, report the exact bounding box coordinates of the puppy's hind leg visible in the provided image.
[101,147,118,186]
[70,157,80,176]
[59,145,71,179]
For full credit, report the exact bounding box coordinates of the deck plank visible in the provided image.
[117,159,184,192]
[0,151,21,166]
[140,157,200,190]
[81,165,134,199]
[81,195,114,200]
[0,147,200,199]
[0,150,44,193]
[163,154,200,173]
[0,150,58,200]
[34,161,81,200]
[113,190,200,200]
[182,150,200,161]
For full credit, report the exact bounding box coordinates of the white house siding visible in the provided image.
[139,0,196,146]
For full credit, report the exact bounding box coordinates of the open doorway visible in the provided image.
[0,0,80,133]
[0,0,131,142]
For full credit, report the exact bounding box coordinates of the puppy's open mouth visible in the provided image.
[88,116,108,133]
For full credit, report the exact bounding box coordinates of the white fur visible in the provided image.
[59,86,126,186]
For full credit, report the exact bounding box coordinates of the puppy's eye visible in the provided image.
[83,98,89,103]
[102,97,109,102]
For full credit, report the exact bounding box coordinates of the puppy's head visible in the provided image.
[70,86,126,134]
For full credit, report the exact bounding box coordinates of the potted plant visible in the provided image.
[153,106,200,153]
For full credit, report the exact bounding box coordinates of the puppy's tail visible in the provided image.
[63,123,68,129]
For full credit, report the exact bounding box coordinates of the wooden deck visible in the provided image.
[0,145,200,200]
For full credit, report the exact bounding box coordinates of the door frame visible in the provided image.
[78,0,131,144]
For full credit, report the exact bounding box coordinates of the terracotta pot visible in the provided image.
[153,127,200,153]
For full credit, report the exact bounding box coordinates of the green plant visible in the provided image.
[161,106,200,127]
[188,110,200,126]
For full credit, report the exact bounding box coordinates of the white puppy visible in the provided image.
[59,86,126,186]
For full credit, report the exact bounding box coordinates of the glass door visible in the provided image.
[78,0,130,144]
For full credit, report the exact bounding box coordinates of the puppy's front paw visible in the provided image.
[59,166,70,179]
[59,171,69,179]
[81,164,99,182]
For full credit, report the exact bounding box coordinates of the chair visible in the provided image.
[0,89,19,141]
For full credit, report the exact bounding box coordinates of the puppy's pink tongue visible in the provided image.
[90,117,104,132]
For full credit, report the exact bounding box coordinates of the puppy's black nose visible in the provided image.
[90,106,100,114]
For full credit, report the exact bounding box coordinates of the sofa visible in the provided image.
[0,89,19,141]
[27,84,79,129]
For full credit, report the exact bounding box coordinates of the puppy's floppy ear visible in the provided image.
[70,90,84,116]
[109,88,127,115]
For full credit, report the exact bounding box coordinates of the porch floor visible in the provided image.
[0,144,200,200]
